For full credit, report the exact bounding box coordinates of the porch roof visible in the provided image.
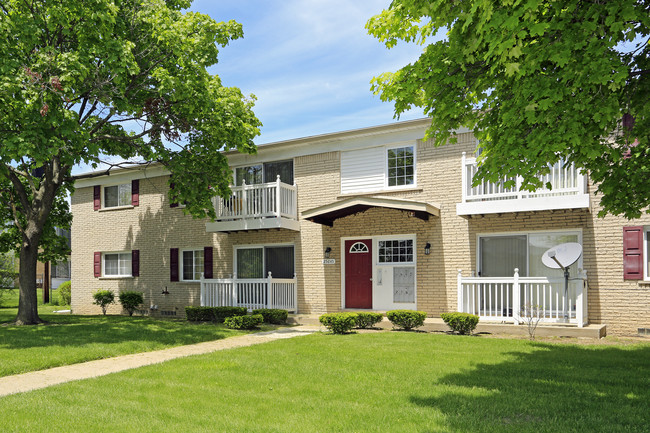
[301,196,440,227]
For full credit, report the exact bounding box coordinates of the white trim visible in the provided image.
[385,143,417,190]
[233,243,295,279]
[476,229,583,277]
[644,227,649,281]
[180,248,204,282]
[102,251,132,278]
[98,205,134,212]
[102,182,132,209]
[75,165,169,189]
[232,158,295,185]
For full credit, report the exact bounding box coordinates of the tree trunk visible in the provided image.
[15,238,43,325]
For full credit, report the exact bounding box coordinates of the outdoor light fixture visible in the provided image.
[161,287,170,295]
[424,243,431,255]
[324,247,332,259]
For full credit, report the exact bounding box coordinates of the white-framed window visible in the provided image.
[234,160,294,186]
[181,249,204,281]
[378,239,414,263]
[644,227,650,281]
[478,230,581,277]
[104,183,131,208]
[387,145,415,187]
[103,252,132,277]
[235,245,295,279]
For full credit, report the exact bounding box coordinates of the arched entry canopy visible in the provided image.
[302,196,440,227]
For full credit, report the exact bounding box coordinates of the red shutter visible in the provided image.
[132,250,140,277]
[94,252,101,277]
[131,179,139,206]
[93,186,101,210]
[170,248,179,281]
[204,246,213,279]
[623,226,644,280]
[169,182,178,208]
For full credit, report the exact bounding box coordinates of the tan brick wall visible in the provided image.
[71,131,650,335]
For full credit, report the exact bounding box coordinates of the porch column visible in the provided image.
[512,268,520,325]
[457,269,463,312]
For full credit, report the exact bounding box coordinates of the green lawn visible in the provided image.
[0,298,265,377]
[0,333,648,433]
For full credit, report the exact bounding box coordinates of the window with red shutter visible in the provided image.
[132,250,140,277]
[170,248,179,281]
[131,179,139,206]
[94,252,101,277]
[623,226,643,280]
[204,247,213,279]
[93,186,101,211]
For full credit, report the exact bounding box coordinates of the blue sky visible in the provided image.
[189,0,426,144]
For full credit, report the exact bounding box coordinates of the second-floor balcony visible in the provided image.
[205,176,300,232]
[456,153,590,215]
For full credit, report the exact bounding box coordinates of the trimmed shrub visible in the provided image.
[185,306,248,322]
[119,291,144,316]
[224,314,263,330]
[319,312,358,334]
[355,312,383,329]
[57,281,71,305]
[93,289,115,315]
[440,312,479,335]
[386,310,427,331]
[252,308,288,324]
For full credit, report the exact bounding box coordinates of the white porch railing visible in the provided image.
[461,153,586,203]
[457,268,588,327]
[200,272,298,312]
[213,176,298,221]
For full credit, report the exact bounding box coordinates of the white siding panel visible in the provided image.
[341,147,385,194]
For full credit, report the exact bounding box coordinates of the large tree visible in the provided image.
[0,0,261,324]
[367,0,649,218]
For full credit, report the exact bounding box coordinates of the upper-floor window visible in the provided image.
[104,252,132,277]
[234,160,293,186]
[341,142,417,194]
[182,249,204,281]
[387,146,414,187]
[104,183,131,208]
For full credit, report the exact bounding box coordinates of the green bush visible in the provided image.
[57,281,71,305]
[386,310,427,331]
[185,306,248,322]
[440,312,479,335]
[119,291,144,316]
[252,308,289,324]
[224,314,263,330]
[92,289,115,315]
[355,312,383,329]
[319,312,358,334]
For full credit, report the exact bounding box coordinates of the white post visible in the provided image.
[276,175,282,218]
[461,152,467,203]
[241,180,247,217]
[293,273,298,313]
[457,269,463,312]
[200,275,205,306]
[232,272,238,307]
[576,269,587,327]
[512,268,520,325]
[267,271,273,309]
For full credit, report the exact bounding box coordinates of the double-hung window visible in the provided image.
[182,249,204,281]
[103,252,132,277]
[387,146,415,187]
[104,183,131,208]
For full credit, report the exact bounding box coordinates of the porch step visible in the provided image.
[288,314,606,339]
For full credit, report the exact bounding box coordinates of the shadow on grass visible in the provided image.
[0,309,233,350]
[410,342,650,433]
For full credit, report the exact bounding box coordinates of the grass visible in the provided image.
[0,332,648,432]
[0,291,267,377]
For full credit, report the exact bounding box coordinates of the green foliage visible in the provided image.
[440,312,479,335]
[224,314,263,330]
[355,312,383,329]
[0,253,17,300]
[118,291,144,317]
[185,306,248,322]
[319,313,358,334]
[386,310,426,331]
[367,0,650,218]
[0,0,261,323]
[92,290,115,315]
[252,308,288,325]
[57,281,72,306]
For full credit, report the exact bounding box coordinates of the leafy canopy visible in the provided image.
[367,0,649,218]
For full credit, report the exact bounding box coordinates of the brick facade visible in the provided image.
[71,121,650,335]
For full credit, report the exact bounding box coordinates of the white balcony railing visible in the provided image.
[206,176,300,232]
[457,153,589,215]
[200,272,298,312]
[457,269,588,327]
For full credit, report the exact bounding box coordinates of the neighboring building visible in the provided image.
[70,118,650,335]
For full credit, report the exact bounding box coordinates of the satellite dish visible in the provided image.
[542,242,582,270]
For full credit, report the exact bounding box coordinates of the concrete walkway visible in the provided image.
[0,326,320,398]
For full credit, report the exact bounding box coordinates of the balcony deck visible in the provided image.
[456,153,590,215]
[205,177,300,232]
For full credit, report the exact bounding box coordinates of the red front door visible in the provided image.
[345,239,372,309]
